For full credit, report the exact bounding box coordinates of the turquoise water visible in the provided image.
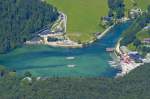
[0,22,130,77]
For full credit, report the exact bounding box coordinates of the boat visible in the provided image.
[66,56,75,60]
[108,61,116,64]
[67,64,76,68]
[111,64,118,67]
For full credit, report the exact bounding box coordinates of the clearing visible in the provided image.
[46,0,108,43]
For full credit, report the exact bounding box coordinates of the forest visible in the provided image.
[0,63,150,99]
[108,0,125,19]
[0,0,59,53]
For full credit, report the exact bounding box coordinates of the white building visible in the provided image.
[129,8,142,19]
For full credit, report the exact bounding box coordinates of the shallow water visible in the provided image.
[0,22,131,77]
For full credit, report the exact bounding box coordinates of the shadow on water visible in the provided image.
[10,64,67,71]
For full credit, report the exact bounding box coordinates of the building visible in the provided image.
[129,8,142,19]
[25,37,43,44]
[102,16,113,26]
[142,38,150,44]
[128,52,143,63]
[144,25,150,30]
[120,46,130,54]
[38,29,63,38]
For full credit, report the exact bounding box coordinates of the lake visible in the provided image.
[0,22,131,77]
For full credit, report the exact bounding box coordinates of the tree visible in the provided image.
[0,0,59,53]
[0,65,7,77]
[107,0,125,19]
[133,39,141,47]
[121,8,150,46]
[148,5,150,13]
[24,71,32,77]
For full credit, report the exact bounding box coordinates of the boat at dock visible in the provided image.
[106,48,115,52]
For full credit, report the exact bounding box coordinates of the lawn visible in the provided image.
[136,29,150,40]
[46,0,108,43]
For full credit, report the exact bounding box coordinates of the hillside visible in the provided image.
[46,0,108,43]
[0,0,59,53]
[0,63,150,99]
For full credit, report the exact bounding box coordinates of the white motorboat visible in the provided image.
[67,64,76,68]
[66,56,75,60]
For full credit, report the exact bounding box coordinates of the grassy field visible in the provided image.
[46,0,108,43]
[136,28,150,40]
[46,0,150,43]
[127,26,150,51]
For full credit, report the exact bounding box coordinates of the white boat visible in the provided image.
[108,61,116,64]
[111,64,118,67]
[67,64,76,68]
[66,56,75,60]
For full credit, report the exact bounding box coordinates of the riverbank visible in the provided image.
[98,25,115,39]
[46,23,117,48]
[25,24,120,50]
[83,25,115,46]
[44,37,83,48]
[49,23,116,48]
[26,10,130,49]
[68,17,130,47]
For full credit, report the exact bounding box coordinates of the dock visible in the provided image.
[106,48,115,52]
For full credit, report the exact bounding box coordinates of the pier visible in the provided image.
[106,48,115,52]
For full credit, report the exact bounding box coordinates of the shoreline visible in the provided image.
[25,38,83,48]
[26,11,129,49]
[67,17,130,46]
[114,38,144,77]
[25,24,115,48]
[98,25,115,39]
[85,17,130,46]
[2,19,137,76]
[84,25,115,45]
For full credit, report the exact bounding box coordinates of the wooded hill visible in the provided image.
[0,0,59,53]
[0,63,150,99]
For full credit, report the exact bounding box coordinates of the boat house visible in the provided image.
[142,38,150,44]
[128,52,143,63]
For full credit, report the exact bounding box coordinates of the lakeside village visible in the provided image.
[26,12,82,48]
[99,7,150,77]
[106,7,150,77]
[112,37,150,77]
[25,8,150,77]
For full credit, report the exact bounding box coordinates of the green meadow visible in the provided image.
[46,0,150,43]
[46,0,108,43]
[136,28,150,40]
